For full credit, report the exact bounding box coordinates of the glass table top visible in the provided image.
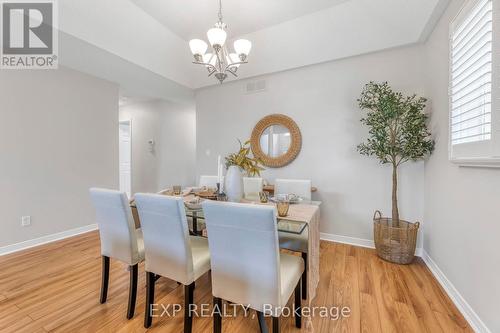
[185,208,308,235]
[131,197,319,236]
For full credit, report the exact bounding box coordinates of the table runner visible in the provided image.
[290,204,320,304]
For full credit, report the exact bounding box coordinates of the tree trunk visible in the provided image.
[392,163,400,225]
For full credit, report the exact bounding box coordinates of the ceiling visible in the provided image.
[130,0,348,40]
[59,0,450,94]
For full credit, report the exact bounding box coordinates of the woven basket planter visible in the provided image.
[373,211,419,264]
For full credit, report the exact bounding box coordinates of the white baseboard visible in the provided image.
[320,232,423,256]
[421,250,490,333]
[0,224,98,256]
[320,232,375,249]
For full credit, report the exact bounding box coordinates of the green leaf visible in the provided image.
[357,82,434,166]
[224,138,265,176]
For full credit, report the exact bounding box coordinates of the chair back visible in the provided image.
[134,193,194,284]
[275,179,312,200]
[202,200,282,312]
[243,177,263,200]
[89,188,140,265]
[199,175,220,188]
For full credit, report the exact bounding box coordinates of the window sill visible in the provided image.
[451,158,500,168]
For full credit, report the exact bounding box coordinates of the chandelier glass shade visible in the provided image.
[189,0,251,83]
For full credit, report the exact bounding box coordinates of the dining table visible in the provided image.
[129,190,321,305]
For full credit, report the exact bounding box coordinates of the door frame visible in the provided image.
[119,119,132,196]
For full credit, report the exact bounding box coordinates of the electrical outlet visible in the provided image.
[21,216,31,227]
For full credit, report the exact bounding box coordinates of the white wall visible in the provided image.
[119,100,196,193]
[0,67,119,248]
[424,0,500,331]
[196,45,426,244]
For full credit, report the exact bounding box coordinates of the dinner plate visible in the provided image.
[269,196,304,204]
[185,197,204,210]
[197,191,217,199]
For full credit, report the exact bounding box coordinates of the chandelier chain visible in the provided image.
[218,0,223,23]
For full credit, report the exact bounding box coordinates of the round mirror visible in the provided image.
[259,125,291,157]
[251,114,302,168]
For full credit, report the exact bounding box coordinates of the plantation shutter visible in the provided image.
[450,0,493,145]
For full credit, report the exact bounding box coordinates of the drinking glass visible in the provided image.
[173,185,182,195]
[276,198,290,217]
[259,191,269,203]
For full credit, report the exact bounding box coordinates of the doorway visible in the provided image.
[119,120,132,197]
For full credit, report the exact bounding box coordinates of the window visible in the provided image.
[449,0,500,165]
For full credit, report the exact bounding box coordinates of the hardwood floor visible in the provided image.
[0,231,472,332]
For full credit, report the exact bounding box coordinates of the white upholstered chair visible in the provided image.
[243,177,263,201]
[274,179,311,200]
[134,193,211,331]
[89,188,144,319]
[203,200,303,333]
[275,178,311,299]
[199,175,220,188]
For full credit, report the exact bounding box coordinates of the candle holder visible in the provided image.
[216,192,228,201]
[214,182,226,201]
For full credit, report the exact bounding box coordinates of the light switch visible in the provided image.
[21,216,31,227]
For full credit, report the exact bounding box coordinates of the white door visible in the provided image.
[119,120,132,197]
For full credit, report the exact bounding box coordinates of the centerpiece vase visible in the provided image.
[224,166,243,202]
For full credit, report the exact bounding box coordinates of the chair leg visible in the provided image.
[302,252,307,300]
[184,282,195,333]
[192,216,198,235]
[257,311,268,333]
[127,264,138,319]
[294,279,302,328]
[272,316,280,333]
[144,271,156,328]
[213,297,222,333]
[100,256,110,304]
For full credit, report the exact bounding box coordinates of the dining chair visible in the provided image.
[243,177,263,201]
[199,175,220,188]
[203,200,303,333]
[134,193,211,332]
[274,179,312,200]
[89,188,144,319]
[274,178,311,299]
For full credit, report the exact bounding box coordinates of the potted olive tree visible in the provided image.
[357,82,434,264]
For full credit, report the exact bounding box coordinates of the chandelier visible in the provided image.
[189,0,252,84]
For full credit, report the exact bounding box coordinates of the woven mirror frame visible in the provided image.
[250,114,302,168]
